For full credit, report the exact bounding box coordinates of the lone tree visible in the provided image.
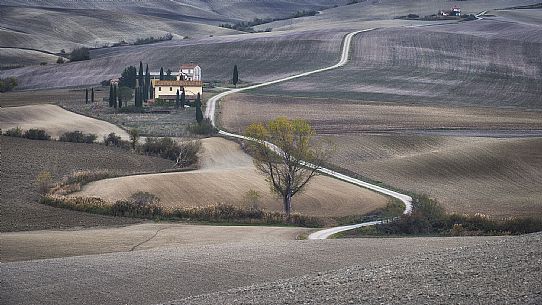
[232,65,239,87]
[128,128,140,150]
[245,117,328,218]
[159,67,164,80]
[195,93,203,124]
[91,88,94,103]
[85,88,89,104]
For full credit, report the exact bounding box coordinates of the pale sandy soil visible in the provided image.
[73,137,389,217]
[0,104,129,139]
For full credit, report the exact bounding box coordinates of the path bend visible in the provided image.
[204,29,413,240]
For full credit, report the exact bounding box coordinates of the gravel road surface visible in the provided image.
[1,235,520,305]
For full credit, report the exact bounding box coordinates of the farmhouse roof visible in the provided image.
[154,80,203,87]
[180,64,199,69]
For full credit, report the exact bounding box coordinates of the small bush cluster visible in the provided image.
[219,10,316,32]
[3,127,50,140]
[176,140,202,167]
[103,132,130,149]
[140,137,182,161]
[59,131,97,143]
[49,170,117,196]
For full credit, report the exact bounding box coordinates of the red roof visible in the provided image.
[180,64,198,69]
[154,80,202,87]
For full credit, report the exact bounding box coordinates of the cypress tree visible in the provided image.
[232,65,239,88]
[138,61,144,87]
[109,84,113,107]
[135,87,139,107]
[195,93,203,124]
[118,95,122,108]
[85,88,89,104]
[175,89,180,109]
[159,67,164,80]
[113,85,118,108]
[180,90,186,109]
[91,88,94,103]
[145,64,150,99]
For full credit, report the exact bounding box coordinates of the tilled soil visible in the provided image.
[0,136,175,232]
[168,233,542,305]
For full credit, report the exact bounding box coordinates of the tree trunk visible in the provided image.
[283,191,292,220]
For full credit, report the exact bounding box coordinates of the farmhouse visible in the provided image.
[152,64,203,101]
[439,6,461,17]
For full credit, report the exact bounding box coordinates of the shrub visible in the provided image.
[59,131,97,143]
[176,140,202,167]
[56,57,65,64]
[4,126,23,137]
[0,77,18,92]
[36,171,53,194]
[23,129,50,140]
[69,47,90,62]
[188,118,217,135]
[128,128,140,150]
[140,137,181,161]
[118,106,145,113]
[103,132,130,148]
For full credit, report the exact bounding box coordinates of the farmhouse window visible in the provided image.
[170,87,172,91]
[158,87,161,91]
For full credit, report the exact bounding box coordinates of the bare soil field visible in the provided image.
[73,137,389,218]
[0,234,515,305]
[0,223,307,262]
[177,233,542,305]
[221,93,542,134]
[0,136,175,232]
[320,134,542,218]
[0,87,104,107]
[254,19,542,109]
[0,104,130,140]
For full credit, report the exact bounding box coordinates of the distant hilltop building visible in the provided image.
[151,64,203,101]
[439,6,461,17]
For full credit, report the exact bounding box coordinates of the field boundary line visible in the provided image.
[204,29,413,240]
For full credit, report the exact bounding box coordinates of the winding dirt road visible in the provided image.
[204,29,413,239]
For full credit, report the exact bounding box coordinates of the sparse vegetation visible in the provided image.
[128,128,140,149]
[0,77,18,92]
[339,195,542,237]
[188,118,217,135]
[59,131,98,143]
[40,194,329,227]
[69,47,90,62]
[133,33,173,45]
[219,10,317,32]
[36,171,53,195]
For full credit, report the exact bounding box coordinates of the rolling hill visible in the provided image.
[73,137,390,218]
